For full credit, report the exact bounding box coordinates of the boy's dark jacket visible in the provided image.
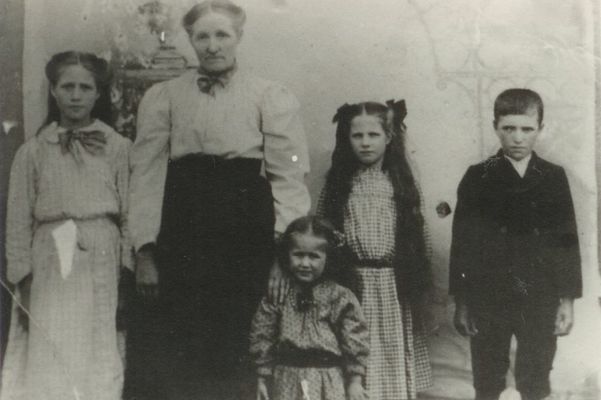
[449,150,582,306]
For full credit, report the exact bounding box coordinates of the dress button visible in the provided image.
[500,226,508,234]
[533,227,540,236]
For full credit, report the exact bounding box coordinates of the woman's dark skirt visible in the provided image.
[124,154,274,400]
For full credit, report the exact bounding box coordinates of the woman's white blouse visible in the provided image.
[129,69,310,250]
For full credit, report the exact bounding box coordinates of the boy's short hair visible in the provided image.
[494,88,544,125]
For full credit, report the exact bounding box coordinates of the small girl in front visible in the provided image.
[249,216,369,400]
[318,100,433,400]
[1,51,131,400]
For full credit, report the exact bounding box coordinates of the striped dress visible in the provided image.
[1,120,131,400]
[322,164,433,400]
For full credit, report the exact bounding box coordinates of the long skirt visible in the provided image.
[124,155,275,400]
[0,218,123,400]
[354,267,433,400]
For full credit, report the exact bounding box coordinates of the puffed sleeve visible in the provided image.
[249,297,281,377]
[129,83,171,251]
[114,137,133,270]
[333,287,369,378]
[6,141,37,284]
[261,84,310,234]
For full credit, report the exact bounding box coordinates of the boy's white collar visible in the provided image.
[504,153,532,178]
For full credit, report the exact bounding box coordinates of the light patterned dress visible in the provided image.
[1,120,131,400]
[323,164,433,400]
[249,281,369,400]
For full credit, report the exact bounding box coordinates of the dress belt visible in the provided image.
[353,258,394,268]
[36,214,117,228]
[277,350,342,369]
[170,154,262,176]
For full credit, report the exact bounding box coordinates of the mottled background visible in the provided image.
[5,0,601,398]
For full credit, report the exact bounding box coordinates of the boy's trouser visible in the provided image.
[470,299,558,400]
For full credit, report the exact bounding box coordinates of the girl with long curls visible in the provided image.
[318,100,433,400]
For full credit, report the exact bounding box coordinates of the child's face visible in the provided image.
[288,233,328,284]
[51,65,99,128]
[349,114,390,167]
[494,109,542,161]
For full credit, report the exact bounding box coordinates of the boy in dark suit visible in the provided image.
[450,89,582,400]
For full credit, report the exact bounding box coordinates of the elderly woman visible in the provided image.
[125,1,310,399]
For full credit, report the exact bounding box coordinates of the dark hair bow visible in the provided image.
[332,103,353,123]
[385,99,407,130]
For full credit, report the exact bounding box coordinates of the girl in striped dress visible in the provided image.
[318,100,433,400]
[1,51,131,400]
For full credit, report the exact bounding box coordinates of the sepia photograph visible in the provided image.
[0,0,600,399]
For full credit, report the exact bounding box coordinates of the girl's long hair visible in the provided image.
[321,100,431,303]
[41,51,113,129]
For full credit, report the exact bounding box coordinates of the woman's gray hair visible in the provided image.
[182,0,246,36]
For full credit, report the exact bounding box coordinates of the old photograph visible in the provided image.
[0,0,600,399]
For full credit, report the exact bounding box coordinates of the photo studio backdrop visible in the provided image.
[21,0,601,398]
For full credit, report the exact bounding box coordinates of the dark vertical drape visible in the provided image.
[0,0,24,367]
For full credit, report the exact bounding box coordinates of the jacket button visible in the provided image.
[533,228,540,236]
[500,226,508,234]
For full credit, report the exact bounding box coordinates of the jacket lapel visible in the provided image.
[520,151,546,191]
[484,150,546,194]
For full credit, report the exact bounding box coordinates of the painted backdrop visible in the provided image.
[22,0,600,398]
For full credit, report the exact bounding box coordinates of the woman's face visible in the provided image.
[188,12,240,73]
[51,64,99,128]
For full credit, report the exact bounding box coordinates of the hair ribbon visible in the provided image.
[385,99,407,132]
[332,103,353,123]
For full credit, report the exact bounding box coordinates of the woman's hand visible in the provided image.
[17,274,33,331]
[453,298,478,337]
[256,376,270,400]
[554,297,574,336]
[135,245,159,299]
[346,376,366,400]
[268,259,289,305]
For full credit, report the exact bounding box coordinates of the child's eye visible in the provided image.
[195,33,209,41]
[216,31,231,38]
